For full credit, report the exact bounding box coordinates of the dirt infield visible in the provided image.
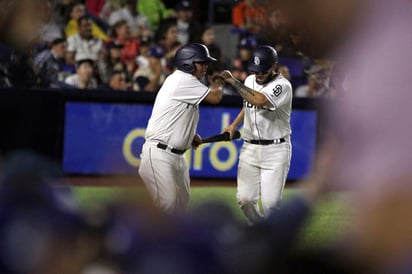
[65,175,301,188]
[66,175,237,187]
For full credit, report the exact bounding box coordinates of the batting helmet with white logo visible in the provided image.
[248,45,278,73]
[174,43,217,73]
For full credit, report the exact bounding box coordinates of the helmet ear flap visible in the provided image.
[181,62,195,73]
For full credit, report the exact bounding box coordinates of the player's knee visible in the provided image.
[237,197,256,208]
[260,199,281,217]
[158,198,178,214]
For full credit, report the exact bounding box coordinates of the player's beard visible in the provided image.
[256,72,274,85]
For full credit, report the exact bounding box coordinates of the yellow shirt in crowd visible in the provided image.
[65,19,108,41]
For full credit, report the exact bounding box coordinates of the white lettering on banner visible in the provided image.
[122,113,243,172]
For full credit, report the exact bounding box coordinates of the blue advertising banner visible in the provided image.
[63,102,317,180]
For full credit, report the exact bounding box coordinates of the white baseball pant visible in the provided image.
[237,140,292,224]
[138,141,190,213]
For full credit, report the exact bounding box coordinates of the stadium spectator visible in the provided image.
[230,60,248,82]
[233,36,257,73]
[66,15,104,66]
[65,57,98,89]
[108,0,151,39]
[97,41,127,84]
[65,2,108,41]
[175,0,200,45]
[225,37,257,90]
[221,35,255,95]
[195,24,226,74]
[137,0,176,31]
[37,1,66,46]
[278,64,291,81]
[99,0,122,22]
[135,36,153,68]
[53,0,76,25]
[33,38,68,87]
[100,69,128,91]
[108,19,141,73]
[154,18,181,72]
[294,65,330,98]
[132,46,166,92]
[232,0,266,36]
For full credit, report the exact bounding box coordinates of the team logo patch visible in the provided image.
[273,85,282,97]
[254,56,261,65]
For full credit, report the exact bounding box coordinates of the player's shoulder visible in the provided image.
[270,74,292,90]
[169,69,196,81]
[163,69,183,83]
[274,73,292,85]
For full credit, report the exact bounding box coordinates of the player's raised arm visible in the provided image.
[203,73,224,104]
[220,46,282,108]
[220,70,270,107]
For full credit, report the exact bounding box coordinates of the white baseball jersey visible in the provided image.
[145,69,210,149]
[139,69,211,213]
[243,73,293,140]
[236,73,293,224]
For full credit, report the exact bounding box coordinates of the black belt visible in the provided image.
[157,143,186,155]
[245,138,285,145]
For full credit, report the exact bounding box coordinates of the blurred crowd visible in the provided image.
[0,0,338,98]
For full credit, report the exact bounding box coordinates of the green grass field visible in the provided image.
[72,185,351,248]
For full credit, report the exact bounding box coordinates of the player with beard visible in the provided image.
[220,45,293,224]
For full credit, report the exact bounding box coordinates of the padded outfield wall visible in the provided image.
[0,89,324,181]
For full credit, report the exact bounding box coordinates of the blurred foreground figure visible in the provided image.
[0,150,333,274]
[0,151,82,274]
[333,2,412,271]
[0,0,50,87]
[270,0,412,272]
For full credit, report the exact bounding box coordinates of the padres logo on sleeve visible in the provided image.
[273,85,283,97]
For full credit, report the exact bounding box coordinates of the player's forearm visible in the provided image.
[205,85,223,104]
[228,78,268,107]
[231,108,245,128]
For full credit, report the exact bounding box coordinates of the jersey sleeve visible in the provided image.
[171,74,210,105]
[261,79,292,109]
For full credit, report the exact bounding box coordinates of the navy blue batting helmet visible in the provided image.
[248,45,278,73]
[174,43,217,73]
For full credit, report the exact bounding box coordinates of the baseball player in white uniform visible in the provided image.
[220,45,293,224]
[138,43,224,213]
